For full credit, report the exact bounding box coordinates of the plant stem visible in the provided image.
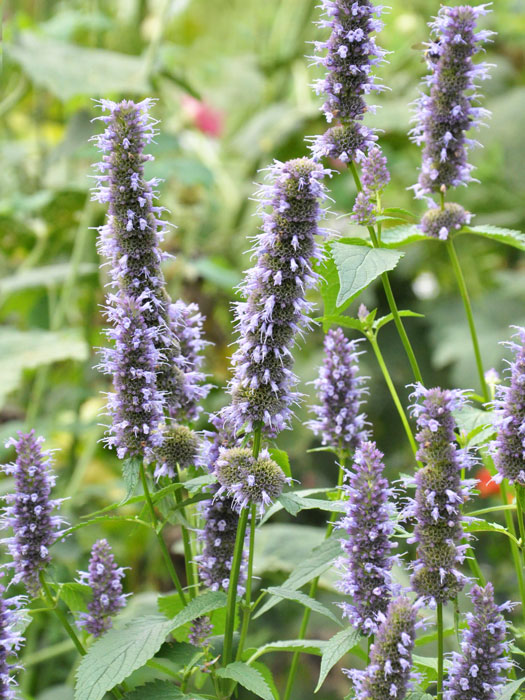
[283,455,346,700]
[236,502,257,661]
[499,480,525,624]
[139,464,187,606]
[39,573,86,657]
[437,603,444,700]
[368,334,418,457]
[446,239,489,402]
[348,161,423,384]
[174,478,197,600]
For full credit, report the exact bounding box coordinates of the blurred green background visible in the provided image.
[1,0,525,697]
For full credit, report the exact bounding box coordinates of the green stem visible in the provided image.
[139,464,187,606]
[236,502,258,661]
[348,161,423,384]
[39,573,86,657]
[174,481,197,599]
[368,335,418,456]
[437,603,444,700]
[515,485,525,557]
[446,239,489,402]
[283,455,346,700]
[499,480,525,624]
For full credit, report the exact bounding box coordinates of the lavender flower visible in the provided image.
[77,539,127,637]
[347,596,419,700]
[203,413,240,474]
[308,327,368,453]
[410,4,494,199]
[167,300,211,422]
[154,424,201,479]
[0,431,63,596]
[337,441,398,635]
[221,158,328,437]
[98,293,165,461]
[444,583,512,700]
[421,203,471,241]
[311,0,386,163]
[188,616,213,647]
[215,447,289,514]
[491,328,525,484]
[0,586,25,700]
[407,385,474,606]
[351,191,376,225]
[361,146,390,193]
[195,483,246,593]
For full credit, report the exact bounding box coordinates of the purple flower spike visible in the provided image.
[444,582,512,700]
[215,447,289,514]
[347,596,420,700]
[0,585,26,700]
[98,293,166,461]
[195,483,246,594]
[188,616,213,647]
[310,0,386,163]
[77,539,127,638]
[421,203,471,241]
[308,327,369,454]
[337,441,398,635]
[492,327,525,485]
[410,4,494,200]
[154,424,202,479]
[406,385,474,606]
[221,158,328,437]
[361,146,390,193]
[1,431,64,597]
[351,191,376,225]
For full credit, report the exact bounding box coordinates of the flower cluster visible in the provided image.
[407,385,473,606]
[444,583,512,700]
[0,432,63,597]
[215,447,289,514]
[98,293,166,461]
[420,203,471,241]
[337,441,397,635]
[0,586,25,700]
[154,424,201,479]
[351,146,390,224]
[347,596,419,700]
[195,483,246,593]
[308,327,368,453]
[410,4,494,199]
[221,158,328,437]
[491,327,525,485]
[77,539,127,637]
[188,616,213,647]
[311,0,386,163]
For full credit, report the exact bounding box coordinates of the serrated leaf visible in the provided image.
[277,493,345,517]
[268,448,292,479]
[254,534,341,618]
[123,680,208,700]
[381,224,426,248]
[160,590,227,626]
[383,207,418,221]
[122,456,142,503]
[318,315,365,332]
[248,639,326,662]
[331,243,404,307]
[58,583,92,613]
[265,587,342,626]
[463,519,519,545]
[250,661,279,700]
[157,641,203,672]
[453,405,495,446]
[315,627,361,692]
[217,662,274,700]
[460,225,525,251]
[495,678,525,700]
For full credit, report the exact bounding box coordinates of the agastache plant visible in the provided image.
[0,586,25,700]
[407,385,474,606]
[0,432,63,597]
[444,583,512,700]
[308,327,369,453]
[221,158,328,437]
[491,327,525,485]
[351,146,390,224]
[311,0,386,163]
[77,539,127,637]
[337,441,398,635]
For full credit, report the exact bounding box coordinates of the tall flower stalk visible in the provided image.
[0,586,25,700]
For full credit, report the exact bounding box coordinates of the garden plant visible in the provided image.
[2,1,525,700]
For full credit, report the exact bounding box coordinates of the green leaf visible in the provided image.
[381,224,426,248]
[453,405,495,446]
[463,519,519,545]
[383,207,418,221]
[405,693,434,700]
[183,474,215,493]
[265,586,342,626]
[460,225,525,251]
[268,448,292,479]
[0,327,88,407]
[192,257,242,292]
[318,315,364,333]
[315,627,361,692]
[157,641,203,672]
[7,32,149,101]
[58,583,92,613]
[374,310,424,333]
[277,493,345,517]
[216,662,274,700]
[495,678,525,700]
[0,263,97,295]
[319,249,342,323]
[76,592,227,700]
[247,639,326,663]
[122,456,142,503]
[250,662,279,700]
[123,680,209,700]
[331,242,404,307]
[254,534,341,618]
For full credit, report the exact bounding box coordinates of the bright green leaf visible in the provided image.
[122,456,142,504]
[216,662,274,700]
[460,225,525,251]
[0,263,97,295]
[268,448,292,479]
[265,586,342,626]
[495,678,525,700]
[374,310,424,333]
[123,680,209,700]
[381,225,426,248]
[247,639,326,663]
[58,583,92,614]
[315,627,361,692]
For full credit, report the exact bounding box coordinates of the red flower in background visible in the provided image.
[182,95,223,137]
[476,467,500,498]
